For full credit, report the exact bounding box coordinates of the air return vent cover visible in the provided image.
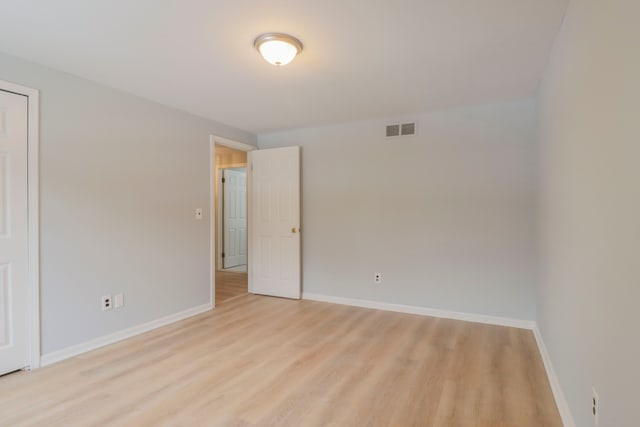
[401,122,416,136]
[386,122,416,138]
[386,124,400,137]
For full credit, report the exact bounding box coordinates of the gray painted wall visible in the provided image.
[0,51,256,354]
[537,0,640,426]
[259,100,537,320]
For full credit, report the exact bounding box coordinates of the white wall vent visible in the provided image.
[386,122,416,138]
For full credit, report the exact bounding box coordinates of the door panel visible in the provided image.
[0,90,29,375]
[223,168,247,268]
[250,146,300,299]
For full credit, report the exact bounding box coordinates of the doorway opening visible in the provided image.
[209,136,301,307]
[213,141,251,305]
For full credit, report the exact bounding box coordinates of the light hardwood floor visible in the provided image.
[215,270,248,305]
[0,295,561,426]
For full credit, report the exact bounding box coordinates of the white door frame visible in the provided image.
[209,135,255,307]
[0,79,40,369]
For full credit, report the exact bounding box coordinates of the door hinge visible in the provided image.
[222,252,225,258]
[221,177,226,183]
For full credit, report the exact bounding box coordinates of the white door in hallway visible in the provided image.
[223,168,247,268]
[0,90,29,375]
[250,146,301,299]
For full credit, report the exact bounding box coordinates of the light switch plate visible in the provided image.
[195,208,203,220]
[114,293,124,309]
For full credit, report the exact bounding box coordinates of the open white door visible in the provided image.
[0,90,29,375]
[250,146,300,299]
[222,168,247,268]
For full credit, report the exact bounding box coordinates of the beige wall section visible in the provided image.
[259,100,537,321]
[537,0,640,426]
[215,145,248,166]
[214,145,248,271]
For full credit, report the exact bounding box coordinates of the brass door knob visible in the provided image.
[291,227,297,233]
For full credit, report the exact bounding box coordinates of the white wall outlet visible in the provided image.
[592,387,599,425]
[101,295,112,311]
[114,293,124,309]
[374,272,382,284]
[195,208,203,220]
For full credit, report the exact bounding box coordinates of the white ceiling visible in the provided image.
[0,0,567,133]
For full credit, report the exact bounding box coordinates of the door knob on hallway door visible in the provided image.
[291,227,297,233]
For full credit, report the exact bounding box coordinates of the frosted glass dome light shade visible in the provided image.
[254,33,303,66]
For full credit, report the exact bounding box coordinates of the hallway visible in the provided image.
[215,270,248,305]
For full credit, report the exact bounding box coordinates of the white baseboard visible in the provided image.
[302,292,536,329]
[533,326,576,427]
[40,303,212,367]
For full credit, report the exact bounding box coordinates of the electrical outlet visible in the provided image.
[114,293,124,309]
[592,387,599,425]
[374,272,382,284]
[101,295,112,311]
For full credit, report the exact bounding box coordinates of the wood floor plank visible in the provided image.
[0,295,562,427]
[216,271,248,305]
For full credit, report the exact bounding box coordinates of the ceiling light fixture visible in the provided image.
[254,33,303,66]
